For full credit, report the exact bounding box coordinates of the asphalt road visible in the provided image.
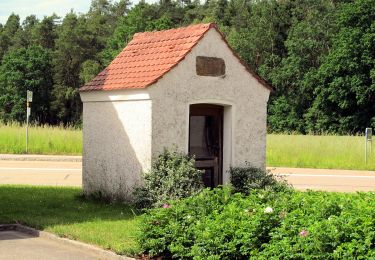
[270,167,375,192]
[0,160,374,192]
[0,160,82,187]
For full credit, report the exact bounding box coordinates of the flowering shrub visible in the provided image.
[230,163,291,195]
[138,188,375,258]
[133,149,204,208]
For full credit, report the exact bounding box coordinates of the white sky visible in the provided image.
[0,0,154,25]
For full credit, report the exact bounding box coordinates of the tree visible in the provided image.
[111,0,131,18]
[32,15,58,49]
[101,2,159,64]
[265,0,338,133]
[86,0,123,59]
[0,46,53,123]
[306,0,375,134]
[0,14,21,60]
[80,60,101,84]
[51,12,94,124]
[10,15,40,49]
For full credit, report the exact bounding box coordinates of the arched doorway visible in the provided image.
[189,104,223,187]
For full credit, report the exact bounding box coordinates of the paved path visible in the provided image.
[269,167,375,192]
[0,160,374,192]
[0,160,81,187]
[0,231,98,260]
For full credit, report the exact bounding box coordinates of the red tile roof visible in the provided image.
[80,23,273,92]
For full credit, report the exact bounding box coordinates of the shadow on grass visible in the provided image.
[0,185,139,230]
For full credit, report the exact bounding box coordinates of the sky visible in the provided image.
[0,0,142,25]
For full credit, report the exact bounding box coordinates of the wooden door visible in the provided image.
[189,104,223,187]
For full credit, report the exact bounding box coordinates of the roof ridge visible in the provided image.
[133,23,215,38]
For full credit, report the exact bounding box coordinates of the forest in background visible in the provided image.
[0,0,374,134]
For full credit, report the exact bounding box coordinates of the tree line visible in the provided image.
[0,0,373,134]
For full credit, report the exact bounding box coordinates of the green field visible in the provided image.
[0,185,140,255]
[1,123,374,170]
[267,134,375,170]
[0,123,82,155]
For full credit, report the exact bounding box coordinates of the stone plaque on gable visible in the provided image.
[196,56,226,77]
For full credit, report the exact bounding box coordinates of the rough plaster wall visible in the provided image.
[82,100,152,200]
[149,28,270,181]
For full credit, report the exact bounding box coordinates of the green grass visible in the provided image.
[267,134,375,170]
[0,123,82,155]
[0,185,140,256]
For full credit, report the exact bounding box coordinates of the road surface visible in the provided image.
[0,160,374,192]
[0,160,81,187]
[270,167,375,192]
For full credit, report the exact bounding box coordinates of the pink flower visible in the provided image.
[162,203,170,209]
[299,229,309,237]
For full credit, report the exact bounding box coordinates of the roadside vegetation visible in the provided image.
[267,134,375,171]
[0,185,140,255]
[0,122,82,155]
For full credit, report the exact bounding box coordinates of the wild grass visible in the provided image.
[267,134,375,170]
[0,185,140,255]
[0,122,82,155]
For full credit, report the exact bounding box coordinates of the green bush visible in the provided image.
[138,188,375,259]
[230,163,291,195]
[133,149,204,209]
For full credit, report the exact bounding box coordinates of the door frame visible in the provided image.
[189,104,224,186]
[186,100,234,185]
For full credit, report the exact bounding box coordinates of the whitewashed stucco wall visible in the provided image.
[148,28,270,182]
[81,100,152,200]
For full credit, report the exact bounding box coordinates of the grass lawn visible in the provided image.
[267,134,375,170]
[0,185,140,256]
[0,123,82,155]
